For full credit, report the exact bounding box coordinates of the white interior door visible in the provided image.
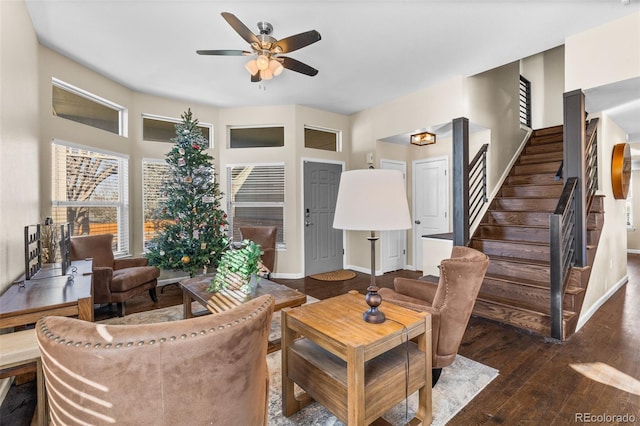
[413,157,449,271]
[381,160,407,273]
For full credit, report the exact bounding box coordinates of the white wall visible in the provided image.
[564,12,639,325]
[0,0,40,293]
[579,114,628,323]
[521,45,565,129]
[565,12,640,92]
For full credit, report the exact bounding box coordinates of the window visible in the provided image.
[229,126,284,148]
[519,75,532,128]
[51,141,129,255]
[304,126,340,151]
[142,114,212,147]
[142,159,171,249]
[227,164,285,247]
[52,78,127,136]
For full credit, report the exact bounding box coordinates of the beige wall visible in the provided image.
[0,1,40,294]
[466,61,529,197]
[565,12,640,91]
[563,13,638,327]
[627,169,640,251]
[520,45,565,129]
[579,114,628,325]
[31,47,354,279]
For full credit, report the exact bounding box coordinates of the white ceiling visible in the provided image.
[25,0,639,136]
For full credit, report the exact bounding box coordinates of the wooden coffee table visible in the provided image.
[281,290,432,426]
[179,274,307,318]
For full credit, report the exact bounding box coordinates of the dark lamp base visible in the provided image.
[363,285,386,324]
[363,308,386,324]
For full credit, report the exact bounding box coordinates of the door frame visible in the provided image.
[380,159,407,273]
[301,157,346,275]
[412,155,449,271]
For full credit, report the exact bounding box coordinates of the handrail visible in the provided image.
[584,118,599,213]
[549,177,578,340]
[469,144,489,226]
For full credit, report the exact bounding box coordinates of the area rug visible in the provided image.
[309,269,356,281]
[267,351,498,426]
[99,300,498,425]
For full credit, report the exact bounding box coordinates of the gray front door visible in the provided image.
[304,161,343,275]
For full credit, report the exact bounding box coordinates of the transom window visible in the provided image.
[142,114,212,147]
[304,126,340,152]
[52,78,127,136]
[227,164,285,247]
[229,126,284,148]
[51,141,129,255]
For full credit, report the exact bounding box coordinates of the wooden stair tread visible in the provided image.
[480,222,549,230]
[483,273,550,289]
[471,237,549,247]
[486,255,550,267]
[475,295,576,319]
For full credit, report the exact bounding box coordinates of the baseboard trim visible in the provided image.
[576,274,629,332]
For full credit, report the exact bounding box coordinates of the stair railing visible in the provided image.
[549,177,578,340]
[585,118,599,212]
[469,144,489,227]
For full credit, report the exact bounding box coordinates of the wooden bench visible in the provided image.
[0,329,45,426]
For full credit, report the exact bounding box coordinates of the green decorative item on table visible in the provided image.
[207,240,263,294]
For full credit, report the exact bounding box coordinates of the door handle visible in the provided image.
[414,220,421,224]
[305,221,313,227]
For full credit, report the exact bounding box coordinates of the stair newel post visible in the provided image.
[562,89,587,267]
[452,117,470,246]
[549,213,563,340]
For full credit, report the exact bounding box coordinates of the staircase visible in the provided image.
[470,125,604,340]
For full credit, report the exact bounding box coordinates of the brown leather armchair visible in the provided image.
[36,294,275,425]
[239,226,277,277]
[379,246,489,385]
[70,234,160,316]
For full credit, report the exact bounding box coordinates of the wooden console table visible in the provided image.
[0,259,94,329]
[281,291,432,425]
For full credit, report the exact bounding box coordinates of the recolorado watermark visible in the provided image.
[575,412,636,423]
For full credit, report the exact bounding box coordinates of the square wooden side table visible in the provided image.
[281,291,432,425]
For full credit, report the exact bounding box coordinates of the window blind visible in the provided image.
[228,164,285,245]
[51,141,129,255]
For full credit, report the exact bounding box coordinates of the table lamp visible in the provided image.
[333,169,412,323]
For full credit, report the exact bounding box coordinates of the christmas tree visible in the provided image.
[146,109,228,277]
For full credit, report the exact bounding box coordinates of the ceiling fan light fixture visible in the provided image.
[245,59,259,76]
[256,54,270,71]
[261,67,274,80]
[269,59,284,76]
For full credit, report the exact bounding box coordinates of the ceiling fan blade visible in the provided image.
[251,73,262,83]
[273,30,321,54]
[221,12,260,45]
[280,57,319,76]
[196,49,251,56]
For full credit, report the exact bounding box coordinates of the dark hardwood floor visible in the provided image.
[3,258,639,425]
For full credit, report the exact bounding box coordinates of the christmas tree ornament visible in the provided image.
[178,158,186,166]
[181,255,190,264]
[179,148,185,155]
[184,176,192,183]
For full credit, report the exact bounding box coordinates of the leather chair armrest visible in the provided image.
[393,277,439,304]
[114,257,149,270]
[92,266,114,302]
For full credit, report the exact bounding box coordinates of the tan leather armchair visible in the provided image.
[379,246,489,385]
[239,226,277,277]
[36,294,275,425]
[70,234,160,316]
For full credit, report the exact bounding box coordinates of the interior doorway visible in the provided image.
[303,161,344,275]
[380,159,407,272]
[413,157,449,272]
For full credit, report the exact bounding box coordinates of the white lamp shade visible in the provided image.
[256,55,270,70]
[245,60,259,76]
[269,59,284,76]
[333,169,412,231]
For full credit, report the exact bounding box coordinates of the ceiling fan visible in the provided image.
[197,12,321,82]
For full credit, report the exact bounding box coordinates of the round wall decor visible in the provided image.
[611,142,631,200]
